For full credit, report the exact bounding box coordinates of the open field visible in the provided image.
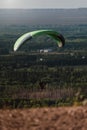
[0,107,87,130]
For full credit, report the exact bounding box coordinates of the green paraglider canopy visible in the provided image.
[13,30,65,51]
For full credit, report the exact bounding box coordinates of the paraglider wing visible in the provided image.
[13,30,65,51]
[14,33,32,52]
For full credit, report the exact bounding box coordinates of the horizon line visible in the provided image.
[0,7,87,10]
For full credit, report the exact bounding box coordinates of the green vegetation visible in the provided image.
[0,24,87,108]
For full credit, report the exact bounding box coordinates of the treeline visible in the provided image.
[0,53,87,99]
[0,52,87,68]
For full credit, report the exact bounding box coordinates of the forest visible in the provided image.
[0,24,87,108]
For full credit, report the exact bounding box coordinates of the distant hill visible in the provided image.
[0,8,87,26]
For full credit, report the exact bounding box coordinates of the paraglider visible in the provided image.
[13,30,65,51]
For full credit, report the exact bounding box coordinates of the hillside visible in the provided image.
[0,107,87,130]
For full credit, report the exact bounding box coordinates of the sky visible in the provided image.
[0,0,87,9]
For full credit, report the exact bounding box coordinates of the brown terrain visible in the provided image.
[0,106,87,130]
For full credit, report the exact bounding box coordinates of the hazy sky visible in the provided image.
[0,0,87,9]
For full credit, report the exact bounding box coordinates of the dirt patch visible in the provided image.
[0,107,87,130]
